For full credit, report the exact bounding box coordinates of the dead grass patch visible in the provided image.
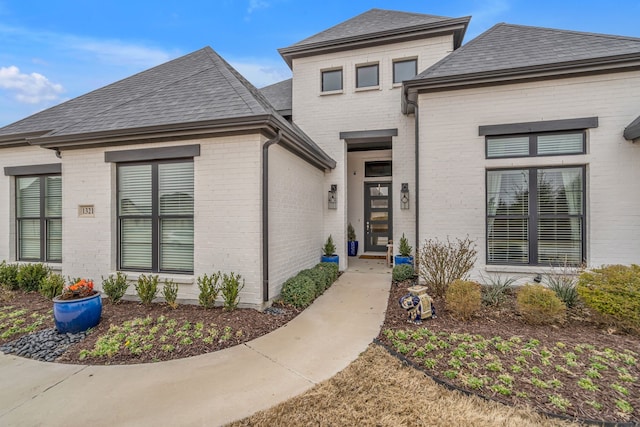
[229,344,574,427]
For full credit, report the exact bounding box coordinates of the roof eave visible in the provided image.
[404,53,640,95]
[279,16,471,68]
[0,130,53,149]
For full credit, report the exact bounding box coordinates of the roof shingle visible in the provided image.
[414,23,640,81]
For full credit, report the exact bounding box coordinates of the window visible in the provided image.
[486,132,585,158]
[321,69,342,92]
[356,64,379,88]
[393,59,417,84]
[118,160,194,273]
[487,167,584,265]
[16,175,62,262]
[365,161,392,177]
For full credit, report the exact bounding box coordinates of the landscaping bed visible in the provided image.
[378,279,639,424]
[0,289,299,365]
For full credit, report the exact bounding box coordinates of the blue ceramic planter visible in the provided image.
[394,255,414,266]
[348,241,359,257]
[321,255,339,265]
[53,292,103,334]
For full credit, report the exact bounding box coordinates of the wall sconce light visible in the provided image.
[400,183,409,210]
[328,184,337,209]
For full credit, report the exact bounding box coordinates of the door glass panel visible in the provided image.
[369,186,388,197]
[371,223,388,233]
[370,212,388,221]
[371,199,388,209]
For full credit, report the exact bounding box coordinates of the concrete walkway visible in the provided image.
[0,259,391,427]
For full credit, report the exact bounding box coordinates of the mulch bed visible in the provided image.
[1,290,299,365]
[378,279,640,424]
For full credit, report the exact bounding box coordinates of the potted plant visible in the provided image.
[321,234,339,265]
[347,223,358,257]
[52,278,102,334]
[394,233,414,266]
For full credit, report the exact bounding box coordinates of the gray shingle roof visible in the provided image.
[413,23,640,82]
[624,115,640,141]
[279,9,469,67]
[0,47,334,169]
[0,47,276,138]
[260,79,292,114]
[288,8,455,48]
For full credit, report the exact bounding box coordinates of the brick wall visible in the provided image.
[418,70,640,280]
[291,35,454,266]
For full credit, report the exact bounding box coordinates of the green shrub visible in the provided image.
[39,273,65,298]
[347,223,356,242]
[416,236,477,298]
[280,275,316,308]
[135,274,159,305]
[17,263,50,292]
[577,264,640,334]
[0,261,20,290]
[197,272,221,309]
[101,272,129,303]
[398,233,412,257]
[299,268,329,295]
[315,262,339,284]
[221,272,244,311]
[445,279,481,321]
[162,279,179,309]
[480,273,515,306]
[392,264,415,282]
[516,284,566,325]
[322,235,336,256]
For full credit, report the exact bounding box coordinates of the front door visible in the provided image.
[364,182,392,252]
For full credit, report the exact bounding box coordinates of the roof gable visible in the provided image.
[279,9,469,67]
[0,47,278,139]
[409,23,640,88]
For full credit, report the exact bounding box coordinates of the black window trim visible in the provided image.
[485,130,587,159]
[485,165,586,267]
[392,58,418,84]
[15,174,62,263]
[116,158,194,274]
[355,63,379,89]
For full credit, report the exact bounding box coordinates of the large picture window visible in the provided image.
[487,166,584,265]
[118,160,194,273]
[16,175,62,262]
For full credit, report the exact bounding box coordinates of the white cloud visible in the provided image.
[229,59,291,88]
[0,65,64,104]
[247,0,270,14]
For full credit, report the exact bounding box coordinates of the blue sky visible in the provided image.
[1,0,639,127]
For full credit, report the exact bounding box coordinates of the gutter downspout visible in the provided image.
[262,130,282,303]
[405,95,420,257]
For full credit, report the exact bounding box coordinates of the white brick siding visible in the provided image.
[292,36,454,265]
[268,143,324,300]
[418,70,640,280]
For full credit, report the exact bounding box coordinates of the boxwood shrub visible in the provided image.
[280,275,316,308]
[516,284,566,325]
[577,264,640,334]
[315,262,338,283]
[392,264,415,282]
[298,268,330,295]
[446,279,481,321]
[0,261,20,290]
[17,263,50,292]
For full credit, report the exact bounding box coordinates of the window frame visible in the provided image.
[486,130,586,159]
[486,165,586,266]
[321,68,343,93]
[15,174,62,263]
[116,158,194,274]
[355,63,379,89]
[393,58,417,84]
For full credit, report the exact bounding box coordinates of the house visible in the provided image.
[1,9,639,308]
